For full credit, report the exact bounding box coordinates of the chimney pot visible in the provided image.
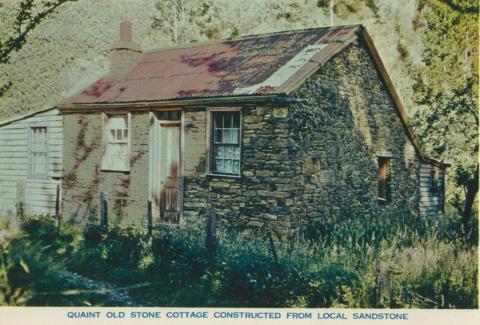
[109,21,141,76]
[120,21,132,42]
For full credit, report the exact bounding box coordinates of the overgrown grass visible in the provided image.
[0,212,477,308]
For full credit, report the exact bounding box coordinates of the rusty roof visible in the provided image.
[61,25,360,105]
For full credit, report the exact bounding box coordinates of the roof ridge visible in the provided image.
[144,24,362,54]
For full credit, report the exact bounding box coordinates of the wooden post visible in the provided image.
[266,227,280,270]
[55,184,61,231]
[100,192,108,229]
[147,200,153,237]
[16,180,25,220]
[375,259,390,307]
[205,210,217,263]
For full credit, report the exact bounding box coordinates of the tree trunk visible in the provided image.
[463,164,479,228]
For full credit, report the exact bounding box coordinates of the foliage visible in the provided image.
[1,214,476,308]
[411,0,479,220]
[0,0,77,96]
[0,216,103,306]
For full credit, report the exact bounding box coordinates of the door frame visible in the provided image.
[148,110,184,223]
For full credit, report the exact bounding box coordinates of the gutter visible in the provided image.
[57,95,307,112]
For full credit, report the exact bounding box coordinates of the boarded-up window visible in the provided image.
[30,127,48,177]
[102,114,130,171]
[378,157,391,204]
[212,111,241,175]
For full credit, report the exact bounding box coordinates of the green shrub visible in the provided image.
[1,213,477,308]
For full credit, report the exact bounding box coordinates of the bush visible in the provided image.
[1,213,477,308]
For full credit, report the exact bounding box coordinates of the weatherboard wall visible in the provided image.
[0,109,63,216]
[418,164,445,217]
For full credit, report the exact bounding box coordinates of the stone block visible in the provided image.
[272,107,289,117]
[257,190,288,199]
[247,220,263,227]
[260,213,277,221]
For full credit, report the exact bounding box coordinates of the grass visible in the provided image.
[0,211,477,308]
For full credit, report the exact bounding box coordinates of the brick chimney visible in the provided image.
[109,21,142,76]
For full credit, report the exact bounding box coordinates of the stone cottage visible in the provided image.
[54,22,448,235]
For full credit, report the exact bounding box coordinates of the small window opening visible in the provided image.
[378,157,391,204]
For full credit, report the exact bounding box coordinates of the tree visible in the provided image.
[0,0,77,96]
[411,0,479,225]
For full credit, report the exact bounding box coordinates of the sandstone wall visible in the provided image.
[60,40,422,234]
[62,111,149,226]
[182,106,297,239]
[288,39,420,233]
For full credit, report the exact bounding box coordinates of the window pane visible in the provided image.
[213,112,240,144]
[215,144,240,159]
[30,127,47,176]
[214,144,240,174]
[214,129,223,143]
[103,114,130,171]
[212,111,241,175]
[158,111,180,120]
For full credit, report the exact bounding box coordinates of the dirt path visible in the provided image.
[58,269,137,306]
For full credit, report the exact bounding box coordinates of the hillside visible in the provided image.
[0,0,422,119]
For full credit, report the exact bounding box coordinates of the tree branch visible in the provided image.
[435,0,479,14]
[0,0,77,64]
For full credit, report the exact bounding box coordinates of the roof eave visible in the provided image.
[0,107,58,127]
[423,156,451,168]
[56,94,306,112]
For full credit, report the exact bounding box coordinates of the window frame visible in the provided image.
[28,125,49,179]
[206,107,242,178]
[101,112,132,172]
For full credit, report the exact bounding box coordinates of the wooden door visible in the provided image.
[158,122,181,223]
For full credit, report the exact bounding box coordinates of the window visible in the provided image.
[157,110,180,121]
[211,111,241,176]
[430,170,438,193]
[29,127,48,177]
[378,157,391,203]
[102,114,130,171]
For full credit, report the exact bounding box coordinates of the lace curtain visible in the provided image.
[213,112,240,175]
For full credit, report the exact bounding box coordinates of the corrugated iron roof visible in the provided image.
[62,25,360,105]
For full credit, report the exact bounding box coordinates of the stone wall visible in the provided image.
[287,39,420,233]
[60,39,422,236]
[182,105,298,239]
[62,111,150,226]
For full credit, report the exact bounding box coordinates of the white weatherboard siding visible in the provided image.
[0,109,63,215]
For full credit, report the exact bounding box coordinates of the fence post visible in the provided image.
[55,184,61,231]
[266,226,280,270]
[147,200,153,237]
[16,180,25,221]
[100,192,108,229]
[375,259,390,307]
[205,210,217,264]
